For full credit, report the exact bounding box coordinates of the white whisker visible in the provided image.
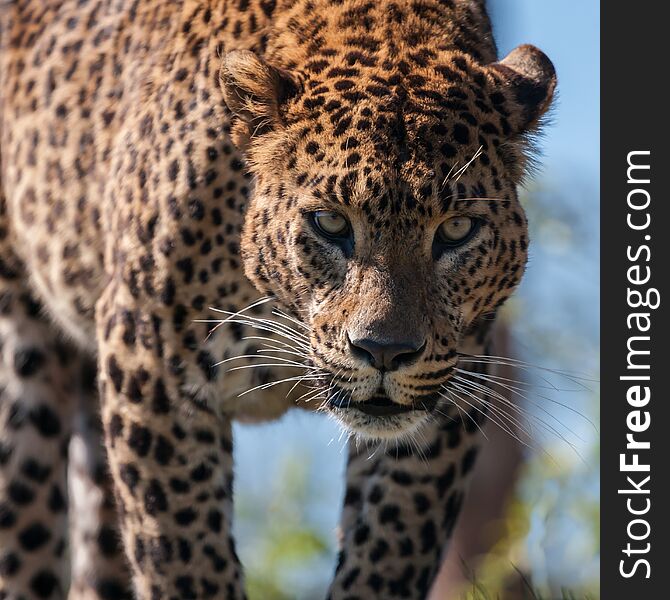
[438,387,489,441]
[456,369,596,436]
[237,374,324,398]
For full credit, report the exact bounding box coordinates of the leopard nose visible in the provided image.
[348,335,426,371]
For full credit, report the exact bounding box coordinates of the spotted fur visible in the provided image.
[0,1,555,598]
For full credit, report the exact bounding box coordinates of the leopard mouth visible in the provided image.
[328,392,438,417]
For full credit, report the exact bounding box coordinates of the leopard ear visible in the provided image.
[219,50,300,151]
[488,44,556,134]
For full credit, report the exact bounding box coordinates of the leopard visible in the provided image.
[0,0,556,598]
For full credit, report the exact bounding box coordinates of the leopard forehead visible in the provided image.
[249,59,526,195]
[234,54,534,316]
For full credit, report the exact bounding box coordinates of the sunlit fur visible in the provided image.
[0,0,559,596]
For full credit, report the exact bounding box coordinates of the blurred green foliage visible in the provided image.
[236,457,333,600]
[454,437,600,599]
[450,182,600,598]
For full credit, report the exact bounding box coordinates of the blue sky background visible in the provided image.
[490,0,600,177]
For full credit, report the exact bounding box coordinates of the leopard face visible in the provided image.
[220,44,555,439]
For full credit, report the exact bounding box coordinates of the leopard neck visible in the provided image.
[262,0,498,72]
[176,1,497,75]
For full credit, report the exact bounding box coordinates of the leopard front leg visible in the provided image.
[68,360,132,600]
[329,415,482,600]
[96,289,244,600]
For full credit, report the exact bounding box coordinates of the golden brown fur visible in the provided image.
[0,1,554,597]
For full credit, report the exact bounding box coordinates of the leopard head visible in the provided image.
[220,43,555,439]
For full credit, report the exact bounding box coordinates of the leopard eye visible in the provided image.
[311,210,350,237]
[437,216,476,245]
